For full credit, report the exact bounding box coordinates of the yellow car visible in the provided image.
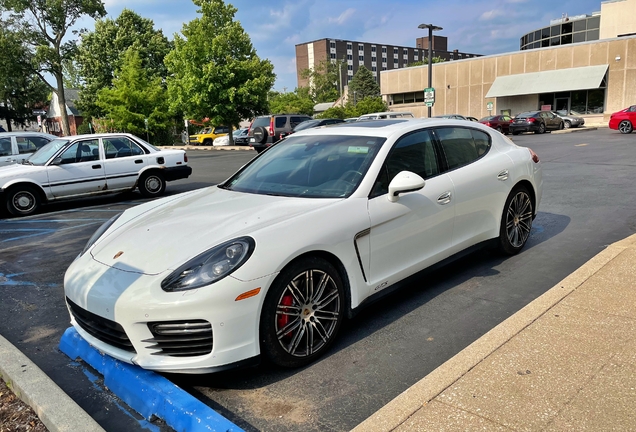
[188,126,231,146]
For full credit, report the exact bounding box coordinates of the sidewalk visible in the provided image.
[354,233,636,431]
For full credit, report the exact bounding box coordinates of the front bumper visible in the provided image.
[64,256,276,373]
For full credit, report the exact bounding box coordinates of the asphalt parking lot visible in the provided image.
[2,129,636,431]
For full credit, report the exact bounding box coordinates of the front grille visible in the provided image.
[144,320,213,357]
[66,297,136,352]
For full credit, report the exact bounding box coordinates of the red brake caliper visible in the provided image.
[277,295,294,337]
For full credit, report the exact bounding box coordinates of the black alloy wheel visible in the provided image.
[619,120,633,134]
[536,122,546,134]
[499,186,533,255]
[260,257,345,368]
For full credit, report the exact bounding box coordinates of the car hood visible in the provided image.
[0,163,45,181]
[91,187,341,275]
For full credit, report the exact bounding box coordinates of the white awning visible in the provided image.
[485,65,608,98]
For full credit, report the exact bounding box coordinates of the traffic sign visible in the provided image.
[424,87,435,107]
[487,102,493,111]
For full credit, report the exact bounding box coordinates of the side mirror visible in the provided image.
[388,171,425,202]
[50,157,62,165]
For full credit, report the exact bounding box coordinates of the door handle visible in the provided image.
[134,159,143,164]
[437,191,452,205]
[92,164,102,169]
[497,169,509,181]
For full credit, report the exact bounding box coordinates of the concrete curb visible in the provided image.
[0,333,104,432]
[552,126,598,134]
[59,327,243,432]
[352,233,636,432]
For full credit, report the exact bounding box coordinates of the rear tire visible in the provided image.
[7,185,41,217]
[512,131,520,136]
[499,186,533,255]
[202,139,213,146]
[260,257,345,368]
[535,123,546,134]
[138,171,166,198]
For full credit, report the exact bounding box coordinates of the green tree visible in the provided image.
[268,87,314,116]
[348,65,380,102]
[96,49,171,143]
[0,0,106,135]
[407,56,446,67]
[0,23,49,131]
[77,9,172,118]
[299,59,343,103]
[62,59,82,89]
[165,0,275,146]
[353,97,388,116]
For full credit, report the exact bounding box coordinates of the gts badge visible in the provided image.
[374,281,388,292]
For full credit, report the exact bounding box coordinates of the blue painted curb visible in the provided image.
[59,327,243,432]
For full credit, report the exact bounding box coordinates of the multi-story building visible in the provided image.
[520,0,636,50]
[295,36,481,89]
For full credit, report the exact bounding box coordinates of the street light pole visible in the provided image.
[418,23,443,118]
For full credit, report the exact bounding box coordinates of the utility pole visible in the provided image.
[418,23,443,118]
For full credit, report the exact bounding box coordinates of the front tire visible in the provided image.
[260,257,345,368]
[138,171,166,198]
[7,185,41,216]
[499,186,534,255]
[564,120,571,129]
[619,120,633,134]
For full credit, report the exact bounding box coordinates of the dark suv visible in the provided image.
[248,114,312,153]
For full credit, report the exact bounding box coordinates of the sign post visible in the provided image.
[424,87,435,109]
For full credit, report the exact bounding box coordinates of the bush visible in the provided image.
[76,121,92,135]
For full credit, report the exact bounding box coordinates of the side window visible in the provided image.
[103,137,144,159]
[371,130,439,197]
[629,106,636,112]
[16,137,37,154]
[275,117,287,128]
[58,140,99,164]
[470,129,492,157]
[290,116,309,128]
[215,126,229,134]
[436,127,481,170]
[0,137,12,156]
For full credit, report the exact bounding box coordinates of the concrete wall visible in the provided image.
[381,35,636,119]
[600,0,636,39]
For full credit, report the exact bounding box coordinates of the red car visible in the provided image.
[479,115,513,134]
[609,105,636,134]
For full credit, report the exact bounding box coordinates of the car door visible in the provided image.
[0,136,16,167]
[367,129,456,287]
[102,136,148,191]
[435,127,513,250]
[46,138,107,198]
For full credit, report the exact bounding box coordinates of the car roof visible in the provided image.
[1,131,57,138]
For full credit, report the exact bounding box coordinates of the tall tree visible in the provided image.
[62,59,82,89]
[77,9,172,118]
[95,48,170,142]
[0,0,106,136]
[165,0,275,146]
[299,59,343,103]
[0,23,49,131]
[348,66,380,102]
[268,87,314,116]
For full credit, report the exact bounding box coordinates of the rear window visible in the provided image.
[252,117,270,127]
[516,112,535,118]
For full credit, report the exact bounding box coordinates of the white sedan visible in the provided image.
[64,119,542,373]
[0,132,57,167]
[0,133,192,216]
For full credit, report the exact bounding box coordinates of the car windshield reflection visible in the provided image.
[26,139,69,165]
[223,135,385,198]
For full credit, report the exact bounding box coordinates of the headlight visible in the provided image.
[161,237,255,292]
[80,212,123,257]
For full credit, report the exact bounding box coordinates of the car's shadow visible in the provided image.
[168,211,570,428]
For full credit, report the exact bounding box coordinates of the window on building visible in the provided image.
[347,64,353,70]
[550,25,560,37]
[347,43,352,50]
[347,54,352,60]
[372,66,377,72]
[573,32,586,43]
[359,55,364,61]
[561,34,572,45]
[330,41,336,48]
[561,22,573,34]
[573,20,587,32]
[534,30,541,41]
[587,16,600,29]
[382,66,387,71]
[330,53,336,59]
[393,58,398,64]
[382,46,387,53]
[550,37,560,46]
[587,29,600,41]
[371,56,376,62]
[393,48,398,54]
[403,48,408,54]
[541,38,550,47]
[541,27,550,39]
[372,46,376,52]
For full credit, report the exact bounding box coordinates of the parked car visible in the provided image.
[552,111,585,129]
[357,111,414,121]
[0,133,192,216]
[290,118,345,134]
[212,128,249,146]
[466,117,479,122]
[344,117,359,123]
[63,119,542,373]
[233,128,250,145]
[509,111,564,135]
[609,105,636,134]
[479,115,513,134]
[248,114,312,153]
[0,132,57,168]
[434,114,468,120]
[189,126,231,146]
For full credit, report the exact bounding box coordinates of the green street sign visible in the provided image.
[424,87,435,106]
[487,102,494,111]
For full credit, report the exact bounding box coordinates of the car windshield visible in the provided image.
[26,139,69,165]
[221,135,385,198]
[293,120,321,132]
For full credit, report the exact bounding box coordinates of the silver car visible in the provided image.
[0,132,57,167]
[553,111,585,129]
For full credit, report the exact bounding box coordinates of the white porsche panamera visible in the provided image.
[64,119,542,373]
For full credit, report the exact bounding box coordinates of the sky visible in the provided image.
[85,0,603,91]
